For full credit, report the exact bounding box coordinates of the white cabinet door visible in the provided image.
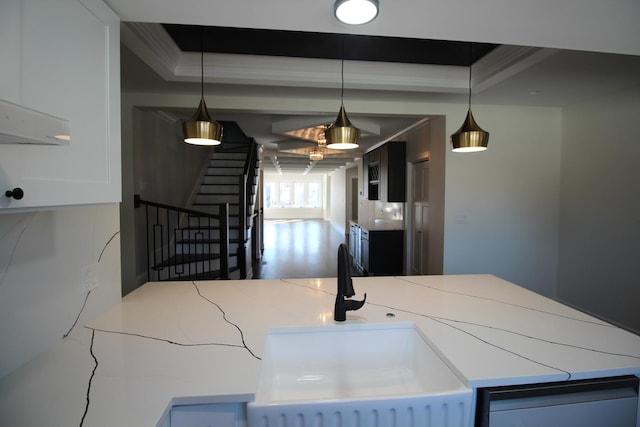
[0,0,120,211]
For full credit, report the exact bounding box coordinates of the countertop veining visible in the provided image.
[1,274,639,427]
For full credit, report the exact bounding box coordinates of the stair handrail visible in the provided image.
[134,195,230,281]
[134,195,222,219]
[237,139,258,278]
[245,140,258,214]
[242,138,257,179]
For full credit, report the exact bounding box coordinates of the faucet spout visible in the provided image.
[334,243,366,322]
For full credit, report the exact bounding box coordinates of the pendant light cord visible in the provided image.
[200,29,205,99]
[467,43,472,109]
[341,36,345,104]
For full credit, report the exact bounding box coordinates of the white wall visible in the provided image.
[133,110,211,208]
[443,105,562,298]
[328,169,348,236]
[349,104,562,299]
[557,85,640,333]
[0,205,121,378]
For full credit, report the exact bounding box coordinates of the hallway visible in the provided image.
[253,219,349,279]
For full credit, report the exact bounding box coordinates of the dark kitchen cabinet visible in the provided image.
[363,150,380,200]
[363,142,406,202]
[360,228,404,276]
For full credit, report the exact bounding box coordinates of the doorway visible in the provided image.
[344,165,359,228]
[410,160,430,275]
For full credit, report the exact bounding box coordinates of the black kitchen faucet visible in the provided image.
[334,243,366,321]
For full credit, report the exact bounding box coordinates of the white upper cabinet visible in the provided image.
[0,0,120,211]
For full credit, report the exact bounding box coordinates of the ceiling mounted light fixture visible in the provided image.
[334,0,379,25]
[310,129,328,160]
[317,127,327,147]
[326,43,360,150]
[450,43,489,153]
[309,147,324,161]
[182,30,223,146]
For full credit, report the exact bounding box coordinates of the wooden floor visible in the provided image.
[253,219,351,279]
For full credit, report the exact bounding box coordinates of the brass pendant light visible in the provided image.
[450,43,489,153]
[183,30,223,146]
[326,41,360,150]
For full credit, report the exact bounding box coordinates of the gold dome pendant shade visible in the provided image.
[326,103,360,150]
[182,29,223,146]
[182,97,223,145]
[326,43,360,150]
[450,109,489,152]
[450,43,489,153]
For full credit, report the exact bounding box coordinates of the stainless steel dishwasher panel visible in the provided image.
[476,376,639,427]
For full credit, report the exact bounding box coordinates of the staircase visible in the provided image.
[136,122,261,281]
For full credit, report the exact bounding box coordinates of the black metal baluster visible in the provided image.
[220,203,229,279]
[135,195,226,282]
[145,204,151,282]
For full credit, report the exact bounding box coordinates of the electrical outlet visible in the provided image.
[80,263,99,294]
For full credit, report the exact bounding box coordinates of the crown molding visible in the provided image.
[122,23,552,96]
[472,45,559,93]
[121,22,183,81]
[122,23,472,93]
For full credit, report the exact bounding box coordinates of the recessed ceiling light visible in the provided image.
[334,0,379,25]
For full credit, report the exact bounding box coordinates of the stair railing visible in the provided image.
[134,195,230,281]
[237,138,258,278]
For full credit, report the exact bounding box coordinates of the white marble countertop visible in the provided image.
[1,274,639,427]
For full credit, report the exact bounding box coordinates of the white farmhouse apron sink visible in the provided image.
[247,322,473,427]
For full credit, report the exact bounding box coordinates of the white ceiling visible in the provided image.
[115,1,640,175]
[106,0,640,56]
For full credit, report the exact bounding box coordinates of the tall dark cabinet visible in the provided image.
[363,141,406,202]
